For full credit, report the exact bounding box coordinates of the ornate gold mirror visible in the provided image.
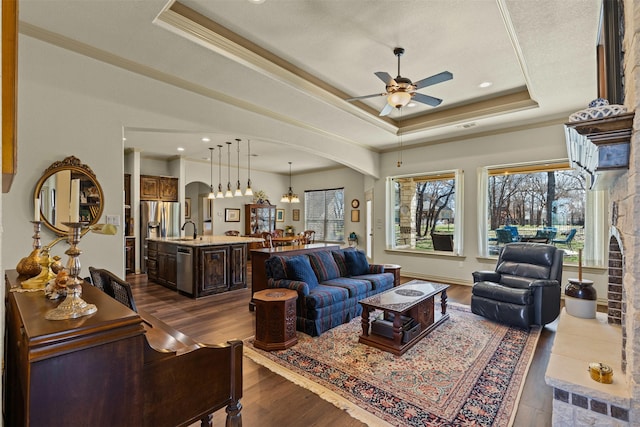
[33,156,104,235]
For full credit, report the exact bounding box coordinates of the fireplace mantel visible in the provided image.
[564,112,634,190]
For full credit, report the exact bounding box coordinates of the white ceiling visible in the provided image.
[19,0,601,174]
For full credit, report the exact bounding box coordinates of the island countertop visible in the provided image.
[146,235,264,247]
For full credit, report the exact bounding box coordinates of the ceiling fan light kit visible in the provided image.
[346,47,453,117]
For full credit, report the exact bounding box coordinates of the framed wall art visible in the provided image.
[184,198,191,219]
[292,209,300,221]
[351,209,360,222]
[276,209,285,222]
[225,208,240,222]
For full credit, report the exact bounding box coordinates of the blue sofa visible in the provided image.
[265,248,395,336]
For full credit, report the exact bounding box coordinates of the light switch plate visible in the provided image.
[106,215,120,226]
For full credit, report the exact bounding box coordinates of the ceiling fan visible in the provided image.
[346,47,453,117]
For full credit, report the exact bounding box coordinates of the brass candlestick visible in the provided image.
[45,222,97,320]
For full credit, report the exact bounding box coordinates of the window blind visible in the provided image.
[304,188,344,242]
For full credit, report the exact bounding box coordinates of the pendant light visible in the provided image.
[244,139,253,197]
[280,161,300,203]
[225,141,233,197]
[234,138,243,196]
[207,147,215,199]
[216,144,224,198]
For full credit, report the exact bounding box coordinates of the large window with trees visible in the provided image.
[304,188,344,242]
[479,161,606,266]
[387,170,463,254]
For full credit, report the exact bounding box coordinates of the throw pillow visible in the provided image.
[344,250,369,276]
[331,248,354,277]
[285,255,319,288]
[308,251,341,282]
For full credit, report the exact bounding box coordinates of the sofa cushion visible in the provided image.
[285,255,319,288]
[304,284,350,309]
[497,261,550,281]
[344,250,369,276]
[353,273,394,291]
[308,251,341,282]
[499,274,534,289]
[321,277,371,298]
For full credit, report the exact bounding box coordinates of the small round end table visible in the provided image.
[384,264,402,287]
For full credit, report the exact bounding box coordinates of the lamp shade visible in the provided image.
[387,91,412,108]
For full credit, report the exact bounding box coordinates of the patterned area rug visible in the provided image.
[244,304,541,427]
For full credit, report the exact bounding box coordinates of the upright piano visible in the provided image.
[4,270,242,427]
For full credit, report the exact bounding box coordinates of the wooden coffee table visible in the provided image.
[358,280,449,355]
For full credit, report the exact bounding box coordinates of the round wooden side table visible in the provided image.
[253,289,298,351]
[383,264,402,287]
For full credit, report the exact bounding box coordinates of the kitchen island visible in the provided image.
[146,235,263,298]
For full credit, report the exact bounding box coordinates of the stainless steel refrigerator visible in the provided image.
[140,201,180,273]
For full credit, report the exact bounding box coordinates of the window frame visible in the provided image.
[386,169,464,256]
[304,187,345,243]
[477,160,606,267]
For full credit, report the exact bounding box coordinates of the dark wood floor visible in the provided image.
[129,273,557,427]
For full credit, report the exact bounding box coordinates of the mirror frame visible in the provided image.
[33,156,104,236]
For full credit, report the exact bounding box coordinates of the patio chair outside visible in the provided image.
[552,228,577,249]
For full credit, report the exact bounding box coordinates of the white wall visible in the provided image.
[372,124,608,295]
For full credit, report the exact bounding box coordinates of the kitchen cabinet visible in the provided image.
[126,237,135,275]
[198,246,229,297]
[156,242,177,290]
[140,175,178,202]
[229,244,246,291]
[147,241,158,282]
[140,175,159,200]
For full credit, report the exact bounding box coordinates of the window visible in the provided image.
[479,161,604,266]
[387,170,463,254]
[304,188,344,242]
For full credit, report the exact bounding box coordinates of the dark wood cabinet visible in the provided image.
[198,246,229,296]
[244,203,276,235]
[126,237,135,275]
[140,175,178,201]
[4,270,243,427]
[229,244,246,291]
[154,242,177,290]
[146,240,158,282]
[160,177,178,201]
[140,175,160,200]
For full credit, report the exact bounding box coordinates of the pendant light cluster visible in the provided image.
[280,161,300,203]
[206,138,254,199]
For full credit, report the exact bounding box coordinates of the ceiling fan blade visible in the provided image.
[414,71,453,89]
[374,71,395,85]
[379,103,394,116]
[345,93,386,102]
[413,93,443,107]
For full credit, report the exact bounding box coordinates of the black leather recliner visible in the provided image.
[471,243,563,328]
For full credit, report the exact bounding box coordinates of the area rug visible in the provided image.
[244,304,541,427]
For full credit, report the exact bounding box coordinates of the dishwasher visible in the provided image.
[176,246,193,295]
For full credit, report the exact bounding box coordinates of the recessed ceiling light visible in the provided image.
[202,137,210,142]
[406,102,417,107]
[248,0,266,4]
[122,137,127,141]
[479,81,493,88]
[177,147,185,152]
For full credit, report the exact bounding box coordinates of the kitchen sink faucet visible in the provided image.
[181,220,197,239]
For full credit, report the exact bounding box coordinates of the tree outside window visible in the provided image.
[304,188,344,242]
[389,170,462,253]
[485,163,586,262]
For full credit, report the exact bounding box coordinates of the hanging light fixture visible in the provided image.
[234,138,243,196]
[207,147,216,199]
[225,141,233,198]
[244,139,253,197]
[216,144,224,198]
[281,161,300,203]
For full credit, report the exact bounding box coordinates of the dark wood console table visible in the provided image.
[4,270,242,427]
[249,243,340,310]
